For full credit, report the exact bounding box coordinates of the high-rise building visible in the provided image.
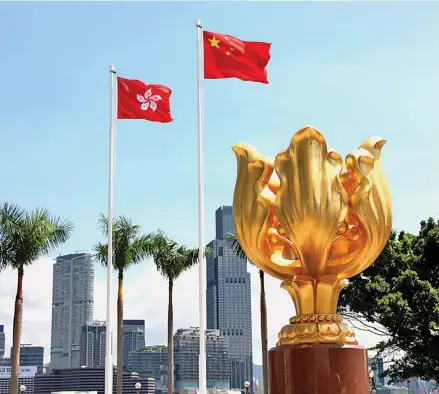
[50,252,94,369]
[80,321,106,368]
[0,325,5,359]
[11,344,44,374]
[174,327,230,391]
[129,345,167,391]
[123,320,145,371]
[206,206,253,391]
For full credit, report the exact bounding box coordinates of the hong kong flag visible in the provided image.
[117,77,173,123]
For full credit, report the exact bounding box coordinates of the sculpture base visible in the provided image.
[277,313,358,346]
[268,344,370,394]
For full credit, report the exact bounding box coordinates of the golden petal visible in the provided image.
[274,126,348,278]
[232,144,300,280]
[345,137,392,276]
[325,138,392,278]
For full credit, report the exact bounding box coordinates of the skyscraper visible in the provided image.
[50,252,94,369]
[0,325,5,359]
[122,320,145,371]
[206,206,253,391]
[129,345,167,391]
[11,344,44,374]
[174,327,230,391]
[79,321,106,368]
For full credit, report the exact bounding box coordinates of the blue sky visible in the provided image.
[1,2,438,288]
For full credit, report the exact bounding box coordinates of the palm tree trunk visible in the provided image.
[167,280,174,394]
[10,265,24,394]
[117,270,124,394]
[260,270,269,394]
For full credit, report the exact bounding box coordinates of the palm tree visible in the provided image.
[0,203,73,394]
[148,230,207,394]
[226,232,269,394]
[94,214,154,394]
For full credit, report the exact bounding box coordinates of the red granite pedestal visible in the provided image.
[268,344,370,394]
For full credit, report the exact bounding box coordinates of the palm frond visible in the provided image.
[97,213,109,236]
[115,215,140,238]
[113,216,143,271]
[149,230,201,282]
[226,232,256,267]
[42,212,74,255]
[225,232,248,260]
[122,234,155,269]
[0,203,26,245]
[23,208,74,261]
[93,242,109,267]
[0,203,73,269]
[177,246,199,274]
[0,202,26,225]
[95,214,152,271]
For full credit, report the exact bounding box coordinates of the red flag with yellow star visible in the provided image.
[203,30,271,84]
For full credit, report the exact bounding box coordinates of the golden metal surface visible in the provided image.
[232,126,392,346]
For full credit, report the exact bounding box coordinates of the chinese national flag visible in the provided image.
[203,30,271,84]
[117,77,173,123]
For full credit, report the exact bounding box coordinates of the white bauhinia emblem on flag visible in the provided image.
[137,89,162,112]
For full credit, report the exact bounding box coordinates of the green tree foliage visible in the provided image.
[148,230,209,394]
[339,217,439,384]
[0,203,73,394]
[94,214,154,394]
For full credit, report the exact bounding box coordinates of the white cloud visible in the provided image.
[0,257,382,366]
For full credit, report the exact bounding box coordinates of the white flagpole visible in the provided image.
[105,64,116,394]
[196,19,207,394]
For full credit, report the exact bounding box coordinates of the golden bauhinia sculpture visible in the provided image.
[232,126,392,346]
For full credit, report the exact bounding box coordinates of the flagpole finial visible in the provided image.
[196,19,202,28]
[109,64,116,73]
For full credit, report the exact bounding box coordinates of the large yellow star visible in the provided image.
[208,36,220,48]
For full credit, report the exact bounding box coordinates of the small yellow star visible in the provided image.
[208,36,220,48]
[226,51,230,56]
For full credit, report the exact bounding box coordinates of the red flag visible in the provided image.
[117,77,173,123]
[203,30,271,84]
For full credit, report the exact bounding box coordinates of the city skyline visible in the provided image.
[0,208,258,371]
[0,211,434,365]
[0,204,391,366]
[0,0,438,377]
